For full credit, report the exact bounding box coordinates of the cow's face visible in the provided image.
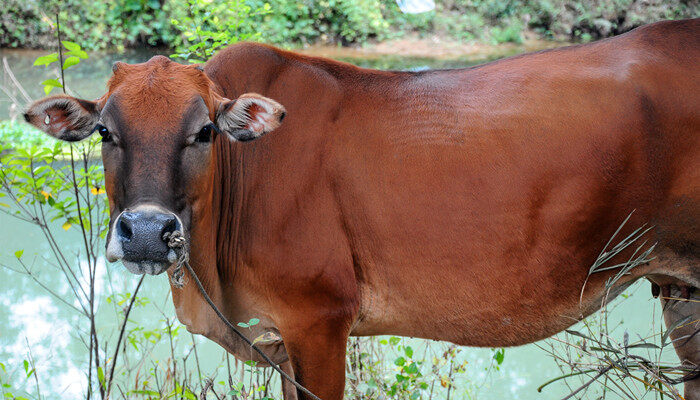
[24,56,286,275]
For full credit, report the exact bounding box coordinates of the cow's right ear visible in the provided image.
[24,95,100,142]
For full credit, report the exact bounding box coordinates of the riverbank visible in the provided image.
[300,34,564,61]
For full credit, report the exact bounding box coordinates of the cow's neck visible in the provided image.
[170,137,239,336]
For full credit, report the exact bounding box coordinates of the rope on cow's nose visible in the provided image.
[163,231,187,288]
[163,230,323,400]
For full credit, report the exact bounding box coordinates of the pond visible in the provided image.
[0,44,679,399]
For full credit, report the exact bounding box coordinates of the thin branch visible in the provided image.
[55,13,66,94]
[2,56,32,103]
[106,275,145,397]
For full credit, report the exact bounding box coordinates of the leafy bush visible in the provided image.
[0,121,53,150]
[170,0,271,62]
[400,0,699,43]
[490,20,523,43]
[0,0,181,50]
[247,0,392,45]
[1,0,698,49]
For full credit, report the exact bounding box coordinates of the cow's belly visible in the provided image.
[342,138,661,346]
[350,265,637,347]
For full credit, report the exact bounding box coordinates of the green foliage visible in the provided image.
[0,135,109,236]
[492,347,505,366]
[0,359,33,400]
[345,336,477,399]
[490,21,523,43]
[170,0,271,62]
[1,0,697,49]
[0,0,180,50]
[33,40,89,94]
[237,317,261,328]
[0,121,56,150]
[392,0,699,44]
[243,0,393,45]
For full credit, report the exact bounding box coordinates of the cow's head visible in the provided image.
[24,56,286,275]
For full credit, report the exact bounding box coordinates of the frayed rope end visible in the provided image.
[163,230,189,289]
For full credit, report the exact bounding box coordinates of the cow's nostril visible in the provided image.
[160,215,177,241]
[117,214,133,241]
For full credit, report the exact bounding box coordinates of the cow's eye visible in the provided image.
[96,124,112,142]
[195,124,213,143]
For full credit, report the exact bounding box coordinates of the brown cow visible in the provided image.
[24,18,699,399]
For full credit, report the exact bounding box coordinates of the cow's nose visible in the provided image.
[116,211,179,262]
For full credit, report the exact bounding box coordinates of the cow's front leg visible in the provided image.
[280,360,299,400]
[281,318,350,400]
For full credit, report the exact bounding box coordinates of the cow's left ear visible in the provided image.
[24,95,100,142]
[216,93,286,142]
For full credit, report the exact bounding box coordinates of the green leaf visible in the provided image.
[14,249,23,259]
[66,49,89,59]
[248,317,260,326]
[41,79,63,96]
[97,366,105,387]
[34,53,59,66]
[405,362,419,374]
[394,356,406,366]
[61,41,81,52]
[404,345,413,358]
[493,348,505,365]
[183,391,197,400]
[63,56,81,70]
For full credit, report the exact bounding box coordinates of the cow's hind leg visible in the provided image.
[657,283,700,399]
[648,248,700,399]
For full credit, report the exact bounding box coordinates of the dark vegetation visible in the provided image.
[2,0,698,50]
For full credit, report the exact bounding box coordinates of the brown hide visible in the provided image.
[184,19,699,398]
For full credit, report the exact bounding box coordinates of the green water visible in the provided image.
[0,47,679,399]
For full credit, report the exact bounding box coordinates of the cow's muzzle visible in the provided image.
[106,204,183,275]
